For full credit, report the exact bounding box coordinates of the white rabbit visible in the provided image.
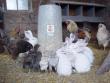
[65,45,91,73]
[64,33,77,47]
[74,52,91,73]
[64,37,70,47]
[56,50,72,76]
[83,47,94,64]
[76,39,88,47]
[69,33,76,43]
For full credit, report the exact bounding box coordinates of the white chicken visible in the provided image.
[24,30,38,47]
[96,23,110,50]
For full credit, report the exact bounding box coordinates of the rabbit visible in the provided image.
[83,47,94,64]
[73,52,91,73]
[69,33,78,43]
[56,50,72,76]
[64,33,78,46]
[64,37,70,46]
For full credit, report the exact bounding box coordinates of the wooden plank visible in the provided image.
[62,16,104,22]
[96,51,110,75]
[51,0,106,7]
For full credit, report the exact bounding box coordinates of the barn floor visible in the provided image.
[0,43,110,83]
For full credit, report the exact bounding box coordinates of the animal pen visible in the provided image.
[0,0,110,83]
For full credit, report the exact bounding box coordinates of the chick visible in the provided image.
[66,20,78,33]
[96,23,110,50]
[65,20,79,42]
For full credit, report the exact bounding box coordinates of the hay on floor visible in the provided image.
[0,44,110,83]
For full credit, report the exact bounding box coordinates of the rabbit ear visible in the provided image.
[64,37,70,45]
[70,33,75,39]
[69,33,76,42]
[65,37,69,42]
[84,42,88,46]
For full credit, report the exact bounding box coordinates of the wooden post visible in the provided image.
[96,51,110,75]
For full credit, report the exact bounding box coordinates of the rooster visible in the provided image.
[96,23,110,50]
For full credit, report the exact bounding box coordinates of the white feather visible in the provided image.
[83,47,94,64]
[24,30,38,47]
[56,50,72,76]
[74,53,91,73]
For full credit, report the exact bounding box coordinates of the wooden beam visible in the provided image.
[51,0,106,7]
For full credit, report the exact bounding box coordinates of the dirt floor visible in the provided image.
[0,43,110,83]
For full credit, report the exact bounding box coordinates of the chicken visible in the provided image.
[48,53,58,72]
[0,28,10,53]
[8,39,33,59]
[24,30,38,47]
[78,28,91,42]
[17,44,42,71]
[66,20,78,33]
[96,23,110,50]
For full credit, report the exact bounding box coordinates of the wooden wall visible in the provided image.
[4,0,40,37]
[2,0,110,39]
